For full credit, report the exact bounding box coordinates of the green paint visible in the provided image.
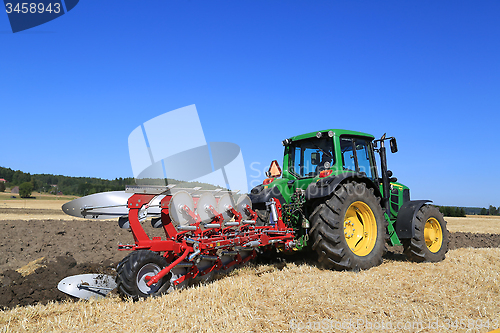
[255,129,411,250]
[385,212,402,246]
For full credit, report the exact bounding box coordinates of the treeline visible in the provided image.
[0,166,135,196]
[438,206,466,217]
[437,205,500,217]
[480,206,500,216]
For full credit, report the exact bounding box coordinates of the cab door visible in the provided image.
[339,136,377,179]
[287,136,335,195]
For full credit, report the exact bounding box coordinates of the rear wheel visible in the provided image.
[403,205,449,262]
[309,181,387,270]
[116,250,170,300]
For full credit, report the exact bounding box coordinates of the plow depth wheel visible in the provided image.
[309,181,387,271]
[403,205,449,262]
[136,263,162,295]
[116,250,170,300]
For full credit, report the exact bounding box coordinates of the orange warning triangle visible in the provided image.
[268,160,282,178]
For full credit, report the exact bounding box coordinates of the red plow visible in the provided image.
[59,186,295,300]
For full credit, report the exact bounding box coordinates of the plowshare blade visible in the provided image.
[62,191,132,219]
[57,274,117,300]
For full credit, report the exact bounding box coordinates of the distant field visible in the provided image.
[0,198,74,220]
[446,215,500,234]
[0,199,69,210]
[1,194,499,233]
[0,191,78,201]
[0,193,80,220]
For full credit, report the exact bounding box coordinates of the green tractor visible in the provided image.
[249,129,449,270]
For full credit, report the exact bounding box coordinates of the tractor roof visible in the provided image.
[288,129,375,141]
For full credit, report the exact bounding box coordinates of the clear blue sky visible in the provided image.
[1,1,499,207]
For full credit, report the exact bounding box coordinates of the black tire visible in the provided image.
[116,250,170,301]
[403,205,449,262]
[308,181,387,271]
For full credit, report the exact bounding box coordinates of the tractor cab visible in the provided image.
[286,133,334,179]
[254,129,410,223]
[281,130,379,182]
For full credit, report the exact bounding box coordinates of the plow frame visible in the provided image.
[119,191,295,289]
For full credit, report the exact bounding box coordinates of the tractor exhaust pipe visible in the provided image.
[375,134,391,217]
[379,141,391,216]
[375,133,398,217]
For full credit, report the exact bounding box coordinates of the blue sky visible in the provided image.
[1,1,499,207]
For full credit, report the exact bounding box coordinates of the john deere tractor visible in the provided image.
[249,129,449,270]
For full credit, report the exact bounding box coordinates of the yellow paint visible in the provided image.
[344,201,377,256]
[424,217,443,253]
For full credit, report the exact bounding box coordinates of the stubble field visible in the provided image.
[0,197,499,332]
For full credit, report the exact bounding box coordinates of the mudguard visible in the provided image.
[248,185,286,206]
[304,172,382,200]
[394,200,432,239]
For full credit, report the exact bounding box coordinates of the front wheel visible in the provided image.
[116,250,170,301]
[403,205,449,262]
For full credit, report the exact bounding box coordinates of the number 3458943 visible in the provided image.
[5,3,61,14]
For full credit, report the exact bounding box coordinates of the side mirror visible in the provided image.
[267,160,282,178]
[311,153,320,165]
[390,138,398,153]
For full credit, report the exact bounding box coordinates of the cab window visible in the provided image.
[289,136,334,178]
[340,136,376,179]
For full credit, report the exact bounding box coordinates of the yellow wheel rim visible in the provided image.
[344,201,377,256]
[424,217,443,253]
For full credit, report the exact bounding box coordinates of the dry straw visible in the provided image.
[1,248,499,333]
[446,216,500,234]
[14,258,46,277]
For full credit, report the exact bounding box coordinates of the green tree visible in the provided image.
[442,206,453,217]
[30,177,41,193]
[19,182,33,198]
[459,207,466,217]
[480,207,488,215]
[12,170,30,186]
[489,205,498,216]
[439,206,466,217]
[0,182,5,192]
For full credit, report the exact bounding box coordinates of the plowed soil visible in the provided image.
[1,217,499,310]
